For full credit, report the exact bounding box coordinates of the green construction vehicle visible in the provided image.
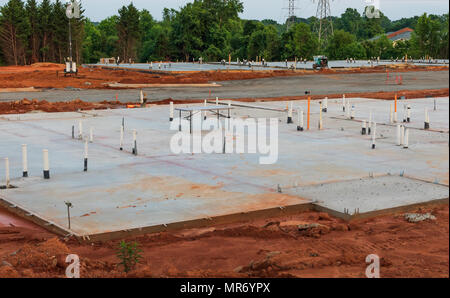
[313,56,329,70]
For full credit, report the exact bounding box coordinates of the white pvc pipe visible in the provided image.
[372,123,377,149]
[133,129,137,142]
[203,100,207,119]
[84,140,89,159]
[324,97,328,111]
[22,144,28,176]
[342,94,346,111]
[288,102,293,118]
[170,102,174,120]
[389,104,393,123]
[403,128,409,149]
[300,109,304,128]
[216,97,219,105]
[396,124,401,146]
[43,150,49,171]
[89,127,93,143]
[78,120,83,139]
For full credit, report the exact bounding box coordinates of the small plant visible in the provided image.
[117,240,143,273]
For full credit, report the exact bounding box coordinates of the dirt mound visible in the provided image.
[0,99,127,115]
[30,63,64,69]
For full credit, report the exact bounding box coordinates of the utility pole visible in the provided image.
[314,0,334,50]
[68,17,73,63]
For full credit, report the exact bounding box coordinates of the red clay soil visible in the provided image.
[0,63,448,90]
[1,88,448,115]
[0,204,448,278]
[0,98,125,115]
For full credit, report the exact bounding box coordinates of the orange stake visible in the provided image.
[307,96,311,130]
[395,93,398,113]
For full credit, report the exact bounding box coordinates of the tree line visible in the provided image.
[0,0,448,66]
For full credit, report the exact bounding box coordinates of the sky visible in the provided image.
[0,0,448,22]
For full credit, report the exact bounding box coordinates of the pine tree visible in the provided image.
[0,0,30,65]
[25,0,39,63]
[117,3,141,62]
[38,0,52,62]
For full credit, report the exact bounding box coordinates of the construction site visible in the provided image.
[0,0,449,281]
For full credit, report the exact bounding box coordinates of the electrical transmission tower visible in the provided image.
[285,0,299,29]
[314,0,334,49]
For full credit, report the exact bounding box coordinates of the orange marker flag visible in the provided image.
[395,93,398,113]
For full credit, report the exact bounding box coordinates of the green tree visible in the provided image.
[0,0,30,65]
[117,3,140,62]
[282,22,318,60]
[25,0,39,63]
[325,30,356,59]
[38,0,52,62]
[411,13,441,58]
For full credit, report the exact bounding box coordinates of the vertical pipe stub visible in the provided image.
[362,120,367,135]
[4,158,10,188]
[403,128,409,149]
[287,102,293,124]
[22,144,28,177]
[318,102,323,130]
[120,125,124,151]
[396,124,402,146]
[371,123,377,149]
[170,102,174,122]
[43,149,50,179]
[342,94,346,112]
[78,120,83,140]
[84,141,88,172]
[132,129,137,156]
[424,108,430,130]
[323,97,328,113]
[297,109,304,131]
[407,105,411,123]
[89,127,93,143]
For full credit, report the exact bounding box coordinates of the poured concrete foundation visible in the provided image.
[0,96,448,240]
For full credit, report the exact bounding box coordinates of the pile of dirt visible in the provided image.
[0,98,126,115]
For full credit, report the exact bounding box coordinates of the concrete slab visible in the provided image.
[0,96,448,238]
[284,175,449,214]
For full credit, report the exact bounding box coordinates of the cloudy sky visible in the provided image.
[1,0,448,22]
